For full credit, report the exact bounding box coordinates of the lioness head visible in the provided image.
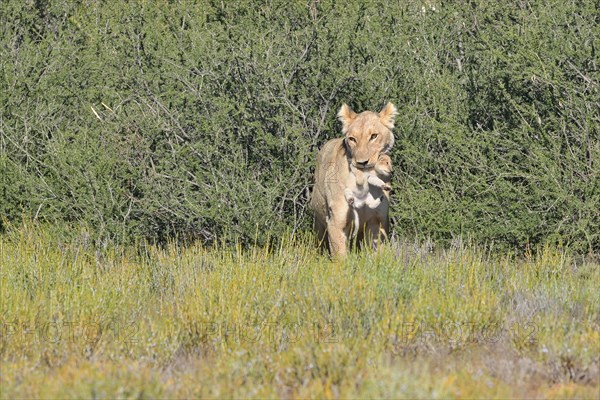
[338,102,397,169]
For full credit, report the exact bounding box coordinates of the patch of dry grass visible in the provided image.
[1,224,598,398]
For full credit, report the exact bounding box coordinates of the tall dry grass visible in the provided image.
[1,223,598,398]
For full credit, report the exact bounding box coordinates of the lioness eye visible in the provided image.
[370,134,378,141]
[348,137,357,144]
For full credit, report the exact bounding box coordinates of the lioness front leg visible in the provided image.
[365,219,389,250]
[326,203,352,259]
[327,224,348,259]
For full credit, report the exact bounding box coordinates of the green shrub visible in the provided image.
[1,0,598,252]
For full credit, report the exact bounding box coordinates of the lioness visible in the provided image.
[310,102,397,258]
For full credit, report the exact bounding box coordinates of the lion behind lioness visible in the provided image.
[310,102,397,258]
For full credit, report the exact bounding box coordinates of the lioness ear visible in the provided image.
[379,102,398,129]
[337,103,357,134]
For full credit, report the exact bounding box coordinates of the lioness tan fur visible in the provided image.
[310,102,397,258]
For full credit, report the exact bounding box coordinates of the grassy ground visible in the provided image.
[1,224,598,398]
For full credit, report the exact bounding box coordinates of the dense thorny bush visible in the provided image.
[1,0,598,252]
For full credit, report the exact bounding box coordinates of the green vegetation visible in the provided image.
[1,0,598,252]
[1,1,598,396]
[1,223,598,398]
